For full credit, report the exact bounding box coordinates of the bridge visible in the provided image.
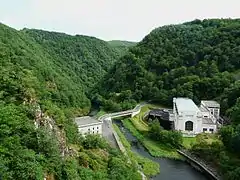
[98,103,145,148]
[98,103,147,180]
[98,102,147,122]
[99,110,136,121]
[97,102,220,180]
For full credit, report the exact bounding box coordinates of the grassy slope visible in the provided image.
[122,119,182,159]
[108,40,137,47]
[182,137,197,149]
[113,124,160,177]
[125,104,182,159]
[95,109,107,118]
[108,40,137,57]
[130,104,166,132]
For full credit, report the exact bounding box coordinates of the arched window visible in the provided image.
[185,121,193,131]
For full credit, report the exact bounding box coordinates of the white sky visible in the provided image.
[1,0,239,41]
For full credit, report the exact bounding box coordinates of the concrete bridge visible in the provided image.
[98,103,147,180]
[98,103,145,148]
[98,102,146,122]
[99,110,138,121]
[98,102,219,180]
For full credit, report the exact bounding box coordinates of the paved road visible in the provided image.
[102,119,118,147]
[100,102,148,148]
[100,102,149,180]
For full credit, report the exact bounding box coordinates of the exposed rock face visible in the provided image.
[33,103,68,157]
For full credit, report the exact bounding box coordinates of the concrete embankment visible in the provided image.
[177,150,221,180]
[111,122,147,180]
[112,125,127,154]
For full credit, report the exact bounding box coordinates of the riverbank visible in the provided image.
[122,118,182,159]
[98,103,217,179]
[113,124,160,177]
[130,104,166,132]
[114,120,208,180]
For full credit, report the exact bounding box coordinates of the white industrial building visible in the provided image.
[172,97,220,135]
[75,116,103,136]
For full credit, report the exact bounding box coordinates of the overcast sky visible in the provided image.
[1,0,239,41]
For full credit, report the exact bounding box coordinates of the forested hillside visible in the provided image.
[97,19,240,113]
[24,29,124,91]
[0,23,140,179]
[1,18,240,179]
[96,19,240,179]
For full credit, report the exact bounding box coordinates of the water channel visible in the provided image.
[114,120,209,180]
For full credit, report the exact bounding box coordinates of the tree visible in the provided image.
[108,157,141,180]
[231,125,240,154]
[149,120,163,140]
[82,134,108,149]
[230,98,240,125]
[149,119,182,148]
[61,159,79,180]
[219,125,234,149]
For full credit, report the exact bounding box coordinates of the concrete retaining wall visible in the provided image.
[177,150,220,180]
[111,123,146,180]
[112,125,127,154]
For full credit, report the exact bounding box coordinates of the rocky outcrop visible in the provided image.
[32,103,68,157]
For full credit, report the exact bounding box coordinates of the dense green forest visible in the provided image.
[24,29,125,92]
[0,23,140,179]
[96,19,240,112]
[1,18,240,179]
[96,19,240,179]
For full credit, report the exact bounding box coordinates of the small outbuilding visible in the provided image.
[75,116,103,136]
[148,109,174,130]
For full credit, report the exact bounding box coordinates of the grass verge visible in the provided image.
[123,118,182,160]
[96,109,106,118]
[182,137,197,149]
[142,139,182,159]
[130,103,166,132]
[113,124,160,177]
[131,105,150,132]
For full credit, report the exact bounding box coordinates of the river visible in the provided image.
[114,120,209,180]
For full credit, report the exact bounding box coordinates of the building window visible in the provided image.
[185,121,193,131]
[88,128,90,131]
[93,127,94,130]
[97,131,99,134]
[203,128,207,132]
[97,127,99,129]
[209,128,214,133]
[93,131,94,134]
